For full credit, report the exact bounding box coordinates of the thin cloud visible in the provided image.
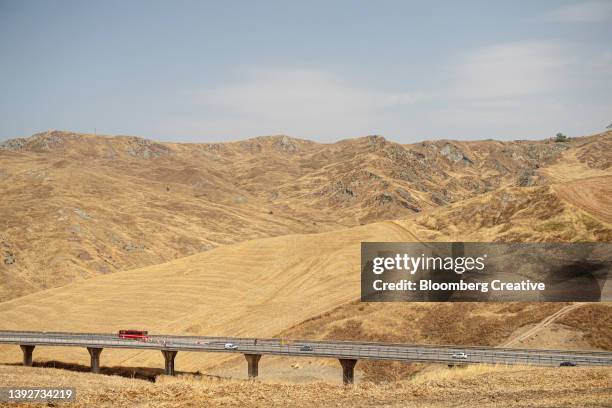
[430,40,612,136]
[157,68,426,140]
[192,68,427,114]
[540,1,612,23]
[451,41,571,100]
[154,41,611,141]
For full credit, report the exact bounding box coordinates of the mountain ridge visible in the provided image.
[0,129,610,301]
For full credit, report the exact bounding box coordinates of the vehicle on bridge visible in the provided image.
[300,345,313,352]
[224,343,238,350]
[118,330,149,341]
[560,361,577,367]
[451,352,468,360]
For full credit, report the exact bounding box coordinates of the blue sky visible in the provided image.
[1,0,611,143]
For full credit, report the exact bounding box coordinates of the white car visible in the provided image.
[224,343,238,350]
[451,352,468,360]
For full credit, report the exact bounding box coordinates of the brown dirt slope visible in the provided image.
[558,304,612,350]
[281,302,570,348]
[553,176,612,224]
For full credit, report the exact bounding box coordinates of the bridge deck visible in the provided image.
[1,330,611,367]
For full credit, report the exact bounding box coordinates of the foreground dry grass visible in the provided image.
[0,364,610,408]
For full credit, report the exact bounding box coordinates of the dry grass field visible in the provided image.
[554,176,612,224]
[0,221,419,370]
[0,130,611,405]
[1,364,610,408]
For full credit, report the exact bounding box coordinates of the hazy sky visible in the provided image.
[1,0,611,143]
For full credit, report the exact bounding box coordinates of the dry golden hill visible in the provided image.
[400,184,612,242]
[3,130,608,301]
[218,177,612,381]
[0,175,610,374]
[0,221,418,371]
[396,132,612,242]
[0,133,337,301]
[0,130,611,375]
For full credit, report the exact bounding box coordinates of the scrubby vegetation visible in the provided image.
[1,364,610,408]
[558,305,612,350]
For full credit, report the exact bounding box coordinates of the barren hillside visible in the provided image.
[0,182,609,373]
[0,130,610,378]
[1,130,610,301]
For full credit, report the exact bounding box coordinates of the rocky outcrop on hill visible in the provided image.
[272,135,300,153]
[1,131,66,151]
[125,137,171,159]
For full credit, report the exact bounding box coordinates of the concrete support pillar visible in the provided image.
[244,354,261,379]
[161,350,178,376]
[339,358,357,385]
[20,345,35,367]
[87,347,103,373]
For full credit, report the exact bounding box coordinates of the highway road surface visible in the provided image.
[1,330,611,368]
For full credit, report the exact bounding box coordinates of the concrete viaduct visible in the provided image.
[2,331,612,384]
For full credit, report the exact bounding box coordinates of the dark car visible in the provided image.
[560,361,576,367]
[300,345,313,352]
